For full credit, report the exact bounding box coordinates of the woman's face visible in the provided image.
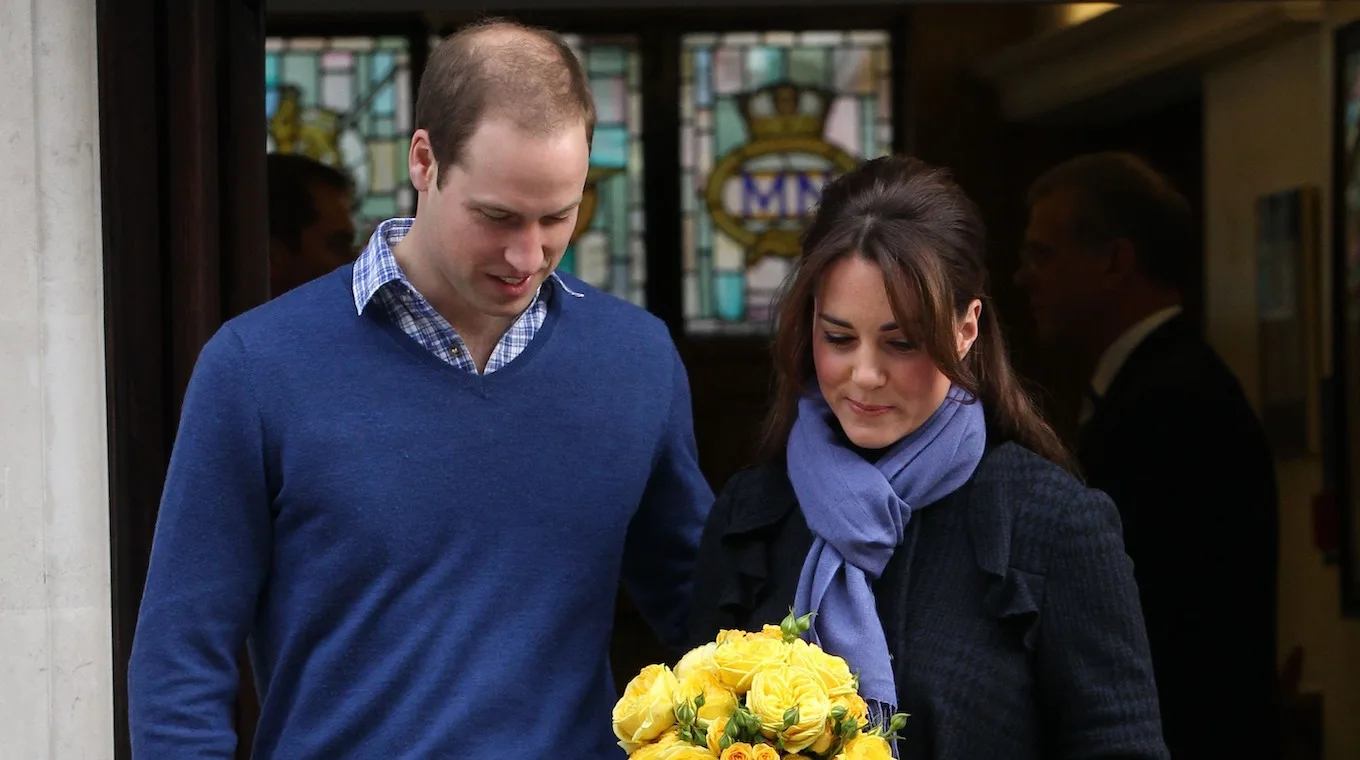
[811,254,980,450]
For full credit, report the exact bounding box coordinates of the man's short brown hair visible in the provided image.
[1027,151,1194,291]
[416,18,596,186]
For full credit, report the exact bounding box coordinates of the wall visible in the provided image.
[1203,9,1360,759]
[0,0,114,757]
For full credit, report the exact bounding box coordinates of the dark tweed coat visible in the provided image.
[687,442,1170,760]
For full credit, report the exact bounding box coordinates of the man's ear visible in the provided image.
[1103,237,1140,286]
[409,129,437,192]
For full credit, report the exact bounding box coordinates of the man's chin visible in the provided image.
[482,287,542,317]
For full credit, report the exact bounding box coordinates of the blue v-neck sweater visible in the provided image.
[128,267,713,758]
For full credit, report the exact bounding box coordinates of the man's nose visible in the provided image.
[505,228,545,275]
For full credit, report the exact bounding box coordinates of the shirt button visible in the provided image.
[449,345,461,355]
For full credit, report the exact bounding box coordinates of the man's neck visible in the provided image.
[1085,295,1183,395]
[390,225,513,371]
[1088,290,1182,360]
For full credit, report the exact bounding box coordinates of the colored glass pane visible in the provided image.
[560,34,647,307]
[680,30,893,335]
[265,36,413,243]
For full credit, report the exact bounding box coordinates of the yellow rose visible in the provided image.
[718,743,756,760]
[754,624,784,640]
[783,638,854,701]
[711,636,791,694]
[705,715,729,756]
[787,639,857,697]
[745,665,831,753]
[808,727,836,755]
[656,744,718,760]
[715,629,749,644]
[629,729,680,760]
[614,664,681,752]
[675,642,719,681]
[836,734,894,760]
[831,692,869,724]
[751,744,780,760]
[675,670,738,723]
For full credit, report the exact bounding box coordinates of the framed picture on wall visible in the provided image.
[1330,20,1360,617]
[1255,186,1321,461]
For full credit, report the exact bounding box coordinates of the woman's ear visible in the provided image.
[957,299,982,359]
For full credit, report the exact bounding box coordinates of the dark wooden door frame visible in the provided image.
[99,1,269,758]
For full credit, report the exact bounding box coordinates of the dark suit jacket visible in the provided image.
[1078,314,1280,758]
[689,442,1169,760]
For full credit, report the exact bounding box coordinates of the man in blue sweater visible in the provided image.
[129,18,713,759]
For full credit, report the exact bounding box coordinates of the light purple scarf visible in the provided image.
[788,385,987,719]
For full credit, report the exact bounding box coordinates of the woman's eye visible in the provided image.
[822,333,854,346]
[889,339,917,352]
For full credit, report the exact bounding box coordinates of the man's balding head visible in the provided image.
[417,18,595,186]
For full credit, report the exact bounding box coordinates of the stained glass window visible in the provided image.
[266,36,413,242]
[561,35,647,306]
[681,30,894,335]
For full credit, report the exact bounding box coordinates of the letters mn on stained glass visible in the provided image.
[265,36,413,241]
[681,30,894,335]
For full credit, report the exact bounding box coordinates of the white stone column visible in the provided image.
[0,0,114,757]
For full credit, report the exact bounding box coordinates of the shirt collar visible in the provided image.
[351,217,584,315]
[1090,305,1183,397]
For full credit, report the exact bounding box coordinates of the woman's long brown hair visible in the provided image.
[761,155,1076,473]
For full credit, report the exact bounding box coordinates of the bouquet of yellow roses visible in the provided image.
[611,611,908,760]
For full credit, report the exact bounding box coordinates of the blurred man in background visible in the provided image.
[267,152,356,296]
[1017,151,1280,760]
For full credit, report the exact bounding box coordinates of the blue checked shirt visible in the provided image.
[352,218,578,374]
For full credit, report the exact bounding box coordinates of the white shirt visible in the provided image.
[1079,305,1183,426]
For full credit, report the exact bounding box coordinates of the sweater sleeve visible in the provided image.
[620,346,715,655]
[1034,487,1170,760]
[128,325,273,759]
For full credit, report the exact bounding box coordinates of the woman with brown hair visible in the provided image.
[687,156,1168,759]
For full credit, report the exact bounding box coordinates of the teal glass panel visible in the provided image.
[559,35,647,306]
[588,47,628,76]
[266,36,413,239]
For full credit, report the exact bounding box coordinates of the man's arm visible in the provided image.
[1101,390,1279,757]
[620,347,714,655]
[128,326,273,758]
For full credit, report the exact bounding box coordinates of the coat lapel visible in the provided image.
[1078,314,1194,464]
